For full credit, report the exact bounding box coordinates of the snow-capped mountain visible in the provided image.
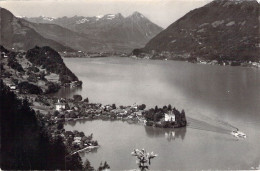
[23,15,56,22]
[76,18,89,24]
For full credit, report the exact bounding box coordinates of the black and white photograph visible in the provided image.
[0,0,260,170]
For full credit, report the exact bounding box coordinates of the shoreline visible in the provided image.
[65,116,186,129]
[71,145,100,155]
[130,56,260,69]
[62,55,260,69]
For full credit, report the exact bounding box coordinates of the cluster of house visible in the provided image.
[61,51,127,58]
[197,58,260,67]
[246,61,260,68]
[198,59,218,65]
[55,99,144,120]
[67,134,98,151]
[63,81,82,88]
[131,49,260,68]
[54,98,183,127]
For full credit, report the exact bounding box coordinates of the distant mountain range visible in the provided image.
[18,11,163,52]
[135,0,260,62]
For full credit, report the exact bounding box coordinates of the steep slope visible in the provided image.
[25,46,80,84]
[0,81,83,170]
[1,45,81,94]
[0,7,73,52]
[138,0,260,62]
[24,12,163,52]
[19,21,105,52]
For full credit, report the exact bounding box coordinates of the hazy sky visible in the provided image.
[0,0,211,28]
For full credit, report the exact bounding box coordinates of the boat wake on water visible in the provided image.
[187,117,231,135]
[187,116,246,139]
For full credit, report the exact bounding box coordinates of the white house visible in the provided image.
[55,99,66,111]
[165,112,175,122]
[73,137,82,145]
[135,111,143,116]
[131,103,138,111]
[9,85,17,90]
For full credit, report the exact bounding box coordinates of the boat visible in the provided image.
[231,129,246,138]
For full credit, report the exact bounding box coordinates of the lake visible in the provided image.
[59,57,260,170]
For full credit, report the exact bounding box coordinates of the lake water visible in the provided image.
[59,57,260,170]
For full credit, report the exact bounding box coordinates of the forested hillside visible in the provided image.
[0,80,83,169]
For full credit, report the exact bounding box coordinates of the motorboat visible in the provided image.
[231,129,246,138]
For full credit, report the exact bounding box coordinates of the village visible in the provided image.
[25,93,187,128]
[61,51,128,58]
[11,90,187,155]
[131,50,260,68]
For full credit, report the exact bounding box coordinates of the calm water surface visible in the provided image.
[59,57,260,170]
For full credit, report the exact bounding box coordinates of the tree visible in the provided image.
[65,153,83,170]
[54,110,60,116]
[112,104,116,109]
[46,112,52,120]
[18,81,43,94]
[131,149,157,171]
[144,110,154,122]
[73,130,79,136]
[11,78,19,85]
[28,66,40,73]
[97,161,110,171]
[65,131,73,137]
[167,104,172,111]
[45,82,60,94]
[154,112,164,122]
[26,46,79,84]
[0,80,83,169]
[57,123,64,130]
[162,105,168,112]
[69,112,77,118]
[83,159,94,171]
[79,131,85,137]
[83,97,89,103]
[7,58,24,72]
[73,95,82,102]
[154,106,158,113]
[132,48,144,56]
[181,109,187,125]
[138,104,146,110]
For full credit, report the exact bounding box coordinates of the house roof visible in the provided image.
[165,113,175,116]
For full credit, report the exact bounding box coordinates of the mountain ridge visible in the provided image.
[23,11,163,52]
[134,0,260,62]
[0,7,74,52]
